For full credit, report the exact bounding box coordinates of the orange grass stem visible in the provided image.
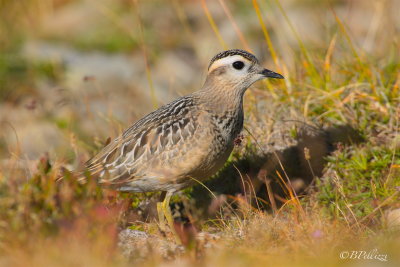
[252,0,278,67]
[201,0,228,49]
[218,0,252,51]
[273,0,320,85]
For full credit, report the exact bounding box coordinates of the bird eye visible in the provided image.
[232,61,244,70]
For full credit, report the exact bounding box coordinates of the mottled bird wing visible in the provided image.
[85,95,199,186]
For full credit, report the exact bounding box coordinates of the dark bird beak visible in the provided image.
[260,69,284,79]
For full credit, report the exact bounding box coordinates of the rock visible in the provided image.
[385,208,400,231]
[117,228,184,260]
[117,229,149,259]
[23,41,143,95]
[0,103,69,159]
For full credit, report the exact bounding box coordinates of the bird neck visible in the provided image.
[197,77,247,114]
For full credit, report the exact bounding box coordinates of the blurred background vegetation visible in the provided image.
[0,0,399,266]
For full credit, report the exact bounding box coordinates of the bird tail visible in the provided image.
[56,167,88,184]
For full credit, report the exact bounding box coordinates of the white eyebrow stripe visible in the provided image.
[208,55,251,73]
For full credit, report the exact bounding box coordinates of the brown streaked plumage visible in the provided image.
[86,49,283,193]
[83,49,283,230]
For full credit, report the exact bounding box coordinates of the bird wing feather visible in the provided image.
[85,96,199,185]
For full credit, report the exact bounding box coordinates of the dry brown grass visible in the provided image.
[0,0,399,266]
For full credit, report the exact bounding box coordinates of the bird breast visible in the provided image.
[209,108,244,155]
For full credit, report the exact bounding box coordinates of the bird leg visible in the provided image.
[157,191,180,243]
[156,201,167,232]
[157,191,167,232]
[162,192,174,232]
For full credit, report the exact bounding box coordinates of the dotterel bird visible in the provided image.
[84,49,283,229]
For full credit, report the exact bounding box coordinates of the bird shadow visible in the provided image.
[188,124,364,216]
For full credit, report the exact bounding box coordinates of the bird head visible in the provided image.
[205,49,283,93]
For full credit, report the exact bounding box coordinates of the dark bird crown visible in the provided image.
[208,49,259,70]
